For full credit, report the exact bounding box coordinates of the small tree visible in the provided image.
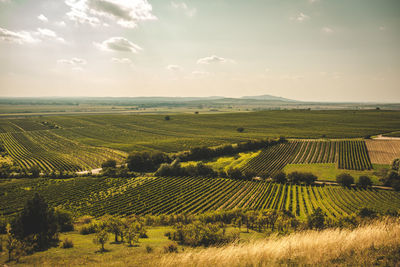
[93,230,109,252]
[101,159,117,169]
[272,172,287,184]
[336,173,354,187]
[29,165,40,178]
[357,176,372,188]
[106,217,123,243]
[307,208,325,230]
[5,224,23,262]
[164,116,170,121]
[236,127,244,133]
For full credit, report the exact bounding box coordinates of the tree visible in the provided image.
[307,208,325,230]
[29,165,40,178]
[12,193,58,250]
[357,176,372,188]
[164,115,170,121]
[101,159,117,169]
[336,173,354,187]
[93,230,109,252]
[272,172,287,184]
[236,127,244,133]
[54,209,74,232]
[106,217,123,243]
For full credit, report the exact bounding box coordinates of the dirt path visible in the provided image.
[373,135,400,140]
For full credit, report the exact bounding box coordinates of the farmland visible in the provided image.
[366,140,400,164]
[0,110,400,172]
[1,176,399,221]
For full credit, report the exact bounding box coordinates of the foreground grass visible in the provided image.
[283,163,389,184]
[161,218,400,267]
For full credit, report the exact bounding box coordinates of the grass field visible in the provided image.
[283,163,388,184]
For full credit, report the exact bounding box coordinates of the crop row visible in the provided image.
[1,176,399,220]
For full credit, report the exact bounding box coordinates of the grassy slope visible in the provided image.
[3,219,399,266]
[283,163,390,184]
[0,226,265,266]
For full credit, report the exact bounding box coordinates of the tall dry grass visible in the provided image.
[160,217,400,267]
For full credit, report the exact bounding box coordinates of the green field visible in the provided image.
[1,176,399,221]
[1,110,400,171]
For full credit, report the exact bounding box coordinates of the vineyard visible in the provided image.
[238,139,373,176]
[0,176,399,221]
[0,131,126,171]
[365,140,400,164]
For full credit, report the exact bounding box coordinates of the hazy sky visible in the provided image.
[0,0,399,102]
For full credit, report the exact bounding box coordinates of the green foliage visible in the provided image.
[163,242,178,253]
[272,172,287,183]
[336,173,354,187]
[54,209,74,232]
[127,151,170,172]
[29,165,40,178]
[357,176,372,188]
[287,172,317,184]
[307,208,326,230]
[357,207,377,218]
[236,127,244,133]
[101,159,117,168]
[61,238,73,249]
[12,193,59,250]
[93,230,109,252]
[145,245,154,253]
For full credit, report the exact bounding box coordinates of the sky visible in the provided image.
[0,0,399,102]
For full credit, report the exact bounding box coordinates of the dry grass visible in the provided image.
[161,218,400,267]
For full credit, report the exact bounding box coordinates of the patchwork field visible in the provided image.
[1,177,399,221]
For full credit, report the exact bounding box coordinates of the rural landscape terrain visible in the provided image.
[0,99,400,266]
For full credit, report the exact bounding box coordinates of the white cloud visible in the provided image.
[65,0,156,28]
[191,70,210,77]
[171,1,196,17]
[0,0,10,3]
[36,28,65,42]
[111,57,132,64]
[291,12,310,22]
[166,64,182,71]
[55,21,67,27]
[57,57,87,65]
[0,27,39,44]
[95,37,142,53]
[322,27,333,34]
[38,14,49,22]
[197,55,235,64]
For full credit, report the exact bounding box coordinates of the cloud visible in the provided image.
[322,27,333,34]
[191,70,210,77]
[36,28,65,42]
[0,27,39,44]
[65,0,156,28]
[111,57,132,64]
[291,12,310,22]
[55,21,67,27]
[0,0,10,3]
[166,64,182,71]
[95,37,142,53]
[197,55,235,64]
[308,0,319,4]
[38,14,49,23]
[57,57,87,65]
[171,1,196,17]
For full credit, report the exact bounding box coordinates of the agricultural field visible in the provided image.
[0,110,400,172]
[1,176,399,221]
[365,140,400,164]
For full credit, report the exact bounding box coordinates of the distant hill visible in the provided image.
[240,94,296,102]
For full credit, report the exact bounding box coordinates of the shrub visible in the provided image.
[93,230,109,252]
[336,173,354,187]
[272,172,287,184]
[164,116,170,121]
[79,223,98,235]
[164,242,178,253]
[55,209,74,232]
[357,176,372,188]
[101,159,117,168]
[62,238,73,249]
[358,207,377,218]
[236,127,244,133]
[146,245,154,253]
[307,208,326,230]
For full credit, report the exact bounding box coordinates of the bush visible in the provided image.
[61,238,73,249]
[93,230,109,252]
[307,207,326,230]
[145,245,154,253]
[336,173,354,187]
[358,207,377,218]
[55,209,74,232]
[101,159,117,168]
[164,242,178,253]
[127,152,170,172]
[287,172,317,184]
[236,127,244,133]
[272,172,287,183]
[357,176,372,188]
[79,223,98,235]
[164,116,170,121]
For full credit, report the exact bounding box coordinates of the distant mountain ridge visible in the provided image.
[240,94,295,102]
